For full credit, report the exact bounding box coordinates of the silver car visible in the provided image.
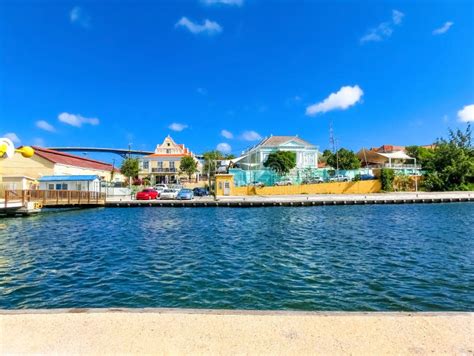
[160,189,179,200]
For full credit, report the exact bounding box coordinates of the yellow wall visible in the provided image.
[0,153,54,180]
[216,174,381,196]
[0,153,124,183]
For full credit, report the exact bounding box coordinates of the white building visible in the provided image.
[236,135,319,170]
[38,175,101,192]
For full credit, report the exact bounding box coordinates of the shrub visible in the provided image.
[380,168,395,192]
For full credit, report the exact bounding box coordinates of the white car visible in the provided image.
[329,175,349,182]
[274,179,292,186]
[154,184,168,193]
[159,189,179,200]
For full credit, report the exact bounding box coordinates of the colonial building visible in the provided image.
[139,136,201,184]
[235,135,319,170]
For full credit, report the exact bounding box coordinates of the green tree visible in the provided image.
[263,151,296,175]
[120,158,140,179]
[405,145,434,170]
[203,150,224,176]
[423,125,474,191]
[326,148,361,170]
[380,168,395,192]
[180,156,198,180]
[225,154,236,159]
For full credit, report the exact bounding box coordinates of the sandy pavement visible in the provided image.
[1,309,473,355]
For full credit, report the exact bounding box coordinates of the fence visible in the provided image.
[2,190,106,208]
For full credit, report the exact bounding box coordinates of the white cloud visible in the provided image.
[433,21,453,35]
[33,137,45,147]
[216,142,232,153]
[58,112,99,127]
[306,85,364,116]
[175,17,222,35]
[221,129,233,139]
[458,104,474,123]
[168,123,188,132]
[36,120,56,132]
[70,6,90,28]
[4,132,20,144]
[360,9,404,43]
[201,0,243,6]
[392,10,404,25]
[240,130,262,141]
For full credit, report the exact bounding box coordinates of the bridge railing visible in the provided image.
[3,190,106,208]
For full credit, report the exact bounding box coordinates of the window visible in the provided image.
[170,161,175,169]
[76,183,82,191]
[55,183,68,190]
[158,162,163,169]
[48,184,54,190]
[143,161,149,169]
[166,149,171,154]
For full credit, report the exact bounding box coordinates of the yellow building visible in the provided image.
[0,146,124,189]
[139,136,202,184]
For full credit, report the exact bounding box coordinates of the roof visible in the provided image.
[358,148,414,161]
[145,153,191,158]
[372,144,406,153]
[31,146,119,172]
[258,136,316,148]
[378,151,414,160]
[38,175,100,182]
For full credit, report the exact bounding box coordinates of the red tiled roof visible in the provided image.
[145,153,191,158]
[31,147,119,172]
[372,145,406,153]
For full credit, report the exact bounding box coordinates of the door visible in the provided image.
[224,181,231,196]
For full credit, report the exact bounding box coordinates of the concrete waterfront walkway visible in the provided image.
[106,191,474,207]
[1,309,472,355]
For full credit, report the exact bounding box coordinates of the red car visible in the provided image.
[136,189,159,200]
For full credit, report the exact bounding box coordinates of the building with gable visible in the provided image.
[235,135,319,170]
[139,136,202,184]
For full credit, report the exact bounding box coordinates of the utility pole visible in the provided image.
[329,122,339,173]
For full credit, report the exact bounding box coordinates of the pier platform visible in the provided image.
[1,309,472,355]
[106,191,473,208]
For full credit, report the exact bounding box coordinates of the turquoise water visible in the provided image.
[1,204,473,310]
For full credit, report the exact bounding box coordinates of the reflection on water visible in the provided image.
[0,204,473,311]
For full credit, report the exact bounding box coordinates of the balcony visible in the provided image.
[151,168,178,173]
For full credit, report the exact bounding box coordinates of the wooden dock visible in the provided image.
[1,190,106,216]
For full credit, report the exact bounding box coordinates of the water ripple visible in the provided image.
[0,204,473,311]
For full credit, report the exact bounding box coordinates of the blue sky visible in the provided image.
[1,0,473,161]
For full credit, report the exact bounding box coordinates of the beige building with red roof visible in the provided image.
[0,146,124,189]
[139,136,201,184]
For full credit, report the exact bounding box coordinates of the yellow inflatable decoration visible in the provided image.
[0,138,34,159]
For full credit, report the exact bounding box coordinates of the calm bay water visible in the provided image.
[1,204,473,311]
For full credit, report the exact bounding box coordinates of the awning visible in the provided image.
[377,151,414,160]
[38,175,100,182]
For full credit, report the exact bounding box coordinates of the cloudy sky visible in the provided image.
[1,0,473,159]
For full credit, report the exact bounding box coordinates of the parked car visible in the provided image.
[248,181,265,188]
[274,179,292,186]
[193,187,209,196]
[359,174,376,181]
[153,184,167,194]
[329,175,350,182]
[177,189,194,200]
[136,188,159,200]
[303,176,324,184]
[160,189,179,200]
